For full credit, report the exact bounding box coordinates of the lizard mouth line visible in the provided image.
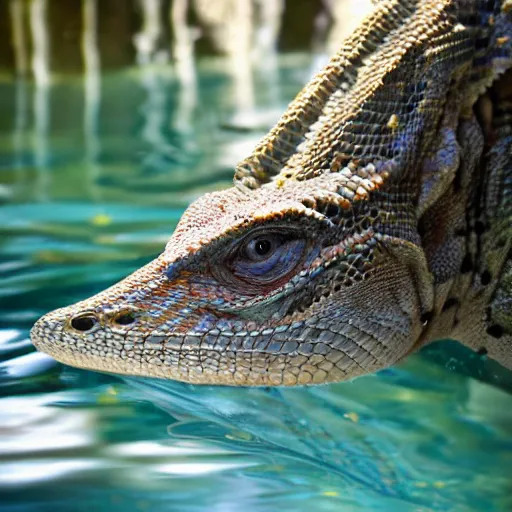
[32,312,386,385]
[33,343,364,386]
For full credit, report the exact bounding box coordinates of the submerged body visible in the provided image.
[32,0,512,386]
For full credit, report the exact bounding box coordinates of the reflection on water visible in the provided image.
[0,15,511,512]
[1,341,511,511]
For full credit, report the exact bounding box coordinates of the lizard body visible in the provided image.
[31,0,512,386]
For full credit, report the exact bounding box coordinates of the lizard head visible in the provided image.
[31,167,434,385]
[29,0,512,384]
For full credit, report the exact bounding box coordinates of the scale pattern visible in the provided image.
[31,0,512,386]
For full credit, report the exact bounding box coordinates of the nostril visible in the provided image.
[70,314,98,332]
[113,312,136,326]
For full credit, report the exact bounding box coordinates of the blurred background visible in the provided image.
[0,0,373,242]
[0,2,511,512]
[0,0,371,75]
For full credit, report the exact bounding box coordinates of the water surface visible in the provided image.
[1,57,511,512]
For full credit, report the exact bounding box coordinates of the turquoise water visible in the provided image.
[1,57,511,512]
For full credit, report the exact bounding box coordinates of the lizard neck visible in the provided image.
[419,71,512,365]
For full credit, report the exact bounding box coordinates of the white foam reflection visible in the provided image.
[29,0,51,202]
[0,329,21,345]
[0,460,105,486]
[0,395,95,456]
[134,0,167,65]
[82,0,102,201]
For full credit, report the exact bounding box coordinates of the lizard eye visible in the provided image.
[230,230,306,285]
[244,236,280,261]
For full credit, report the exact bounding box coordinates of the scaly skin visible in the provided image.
[31,0,512,386]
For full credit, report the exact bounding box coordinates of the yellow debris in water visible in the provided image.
[97,386,119,405]
[225,430,253,441]
[396,389,416,402]
[344,412,360,423]
[34,250,65,264]
[322,491,339,497]
[433,481,446,489]
[91,213,112,226]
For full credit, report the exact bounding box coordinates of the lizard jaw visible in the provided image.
[31,244,428,386]
[30,312,376,386]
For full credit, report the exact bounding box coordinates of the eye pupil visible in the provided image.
[227,230,306,287]
[255,239,272,256]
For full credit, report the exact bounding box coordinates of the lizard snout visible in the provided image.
[31,301,149,373]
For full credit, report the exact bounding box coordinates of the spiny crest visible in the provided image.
[234,0,454,190]
[234,0,509,194]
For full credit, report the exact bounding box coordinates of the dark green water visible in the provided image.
[0,57,511,512]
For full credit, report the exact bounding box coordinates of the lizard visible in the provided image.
[31,0,512,386]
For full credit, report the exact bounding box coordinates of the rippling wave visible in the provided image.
[1,58,511,512]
